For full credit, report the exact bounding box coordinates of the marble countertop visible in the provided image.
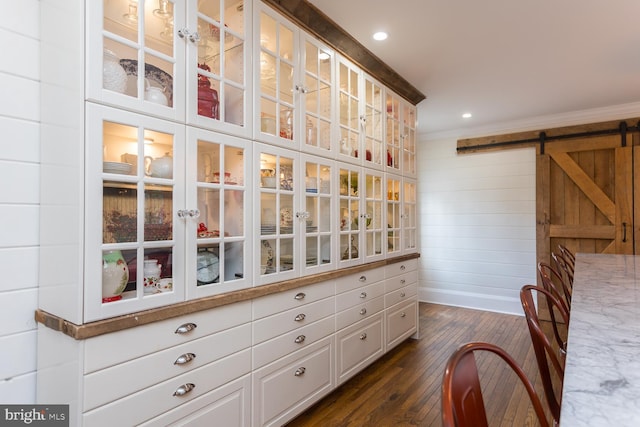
[560,253,640,426]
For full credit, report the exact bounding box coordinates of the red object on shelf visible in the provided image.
[102,295,122,303]
[197,63,220,120]
[387,150,393,166]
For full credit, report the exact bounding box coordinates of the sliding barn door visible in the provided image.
[537,135,633,262]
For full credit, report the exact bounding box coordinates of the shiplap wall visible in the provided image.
[0,0,40,403]
[416,137,538,315]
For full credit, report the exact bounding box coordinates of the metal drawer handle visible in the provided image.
[175,323,197,334]
[294,292,306,300]
[173,383,195,396]
[400,265,406,271]
[294,313,306,322]
[294,335,306,344]
[401,312,407,318]
[360,292,367,298]
[174,353,196,365]
[360,333,367,340]
[294,367,306,376]
[400,292,406,298]
[400,279,406,284]
[359,275,367,282]
[360,308,367,315]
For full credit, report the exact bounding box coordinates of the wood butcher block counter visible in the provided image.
[35,254,420,340]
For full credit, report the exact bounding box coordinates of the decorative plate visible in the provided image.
[261,240,274,268]
[196,250,219,285]
[120,59,173,106]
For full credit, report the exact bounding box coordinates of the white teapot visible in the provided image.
[145,153,173,178]
[145,79,168,106]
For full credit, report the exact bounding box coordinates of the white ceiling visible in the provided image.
[308,0,640,137]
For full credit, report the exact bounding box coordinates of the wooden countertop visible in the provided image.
[35,253,420,340]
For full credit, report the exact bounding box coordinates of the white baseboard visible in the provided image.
[418,288,523,317]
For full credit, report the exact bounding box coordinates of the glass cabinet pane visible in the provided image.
[100,118,177,304]
[387,176,401,255]
[338,60,360,159]
[386,93,401,172]
[403,180,417,251]
[195,137,246,289]
[364,76,384,167]
[339,167,360,261]
[196,0,247,127]
[302,39,333,153]
[403,103,417,175]
[364,172,384,257]
[259,151,296,277]
[304,160,333,268]
[259,11,296,143]
[102,0,177,108]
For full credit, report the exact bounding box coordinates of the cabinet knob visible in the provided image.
[360,333,367,340]
[359,275,367,282]
[177,28,189,39]
[294,292,306,300]
[294,335,306,344]
[360,308,367,315]
[173,383,196,396]
[360,292,367,299]
[294,313,306,322]
[188,31,201,43]
[294,367,306,377]
[174,353,196,365]
[174,323,197,334]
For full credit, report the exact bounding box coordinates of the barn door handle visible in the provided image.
[622,222,627,242]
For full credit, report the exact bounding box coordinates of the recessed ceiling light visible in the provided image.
[373,31,388,41]
[462,112,472,119]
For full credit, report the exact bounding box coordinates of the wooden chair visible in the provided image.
[441,341,550,427]
[521,285,568,426]
[538,261,571,312]
[552,251,575,289]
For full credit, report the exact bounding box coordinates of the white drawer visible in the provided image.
[386,300,418,350]
[138,374,251,427]
[385,282,417,308]
[84,301,252,373]
[334,266,385,294]
[335,295,385,331]
[385,270,417,294]
[253,316,334,369]
[253,336,334,427]
[384,259,418,278]
[252,281,335,320]
[335,313,384,385]
[253,297,335,345]
[335,280,385,312]
[83,322,251,411]
[83,348,252,427]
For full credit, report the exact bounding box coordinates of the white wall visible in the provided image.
[416,138,537,315]
[0,0,41,403]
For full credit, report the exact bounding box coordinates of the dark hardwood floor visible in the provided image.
[286,302,554,427]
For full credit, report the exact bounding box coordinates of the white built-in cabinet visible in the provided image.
[38,0,418,425]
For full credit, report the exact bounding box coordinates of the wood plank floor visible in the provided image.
[286,302,554,427]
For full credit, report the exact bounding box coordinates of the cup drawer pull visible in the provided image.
[294,313,306,322]
[294,367,306,376]
[294,335,306,344]
[401,312,407,318]
[173,383,195,396]
[360,292,367,298]
[360,308,367,315]
[360,333,367,340]
[400,292,406,298]
[174,353,196,365]
[174,323,197,334]
[359,275,367,282]
[294,292,306,300]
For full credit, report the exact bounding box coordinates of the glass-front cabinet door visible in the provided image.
[86,104,185,321]
[363,75,385,170]
[255,4,299,147]
[187,128,251,299]
[402,178,418,253]
[386,174,402,256]
[300,34,334,156]
[402,102,417,177]
[337,163,362,268]
[336,56,362,164]
[385,92,402,174]
[300,154,335,275]
[363,169,385,262]
[256,144,299,284]
[187,0,251,136]
[90,0,185,121]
